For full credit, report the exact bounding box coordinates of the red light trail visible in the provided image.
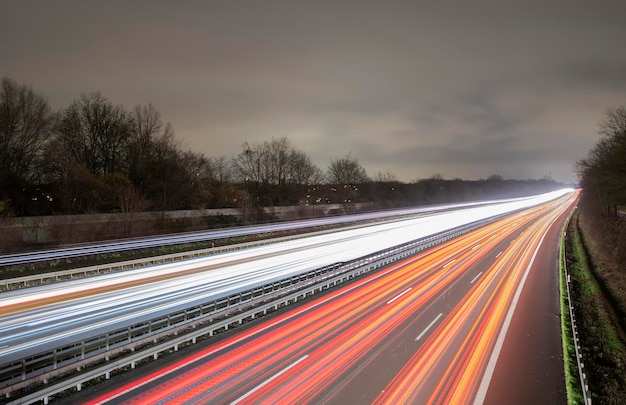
[85,193,578,405]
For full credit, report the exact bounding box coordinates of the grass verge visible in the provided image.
[560,213,585,404]
[563,210,626,404]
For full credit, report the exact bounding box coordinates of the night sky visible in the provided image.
[2,0,626,183]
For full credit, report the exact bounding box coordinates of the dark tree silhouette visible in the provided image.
[56,92,131,176]
[577,106,626,219]
[0,77,56,215]
[327,153,369,185]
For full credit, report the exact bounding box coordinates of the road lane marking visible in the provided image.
[443,259,456,268]
[231,354,309,404]
[387,287,412,304]
[496,251,503,258]
[470,272,483,284]
[416,313,443,341]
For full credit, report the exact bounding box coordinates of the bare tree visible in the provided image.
[327,153,370,185]
[0,78,55,215]
[231,137,325,204]
[210,155,233,183]
[131,103,163,142]
[56,92,131,176]
[233,137,310,185]
[146,128,197,210]
[289,149,323,185]
[487,174,504,181]
[125,103,209,210]
[374,171,398,183]
[232,141,264,185]
[126,104,179,193]
[0,78,55,213]
[599,106,626,140]
[265,136,292,186]
[577,106,626,218]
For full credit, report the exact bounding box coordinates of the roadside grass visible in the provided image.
[560,219,584,405]
[564,210,626,404]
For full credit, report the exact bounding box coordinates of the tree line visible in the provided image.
[1,77,564,218]
[576,106,626,264]
[574,106,626,403]
[0,77,374,216]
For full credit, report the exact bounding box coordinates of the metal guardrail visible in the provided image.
[2,212,512,404]
[562,208,592,405]
[7,256,398,405]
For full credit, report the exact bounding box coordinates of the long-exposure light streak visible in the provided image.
[374,194,576,404]
[1,191,576,369]
[82,191,577,405]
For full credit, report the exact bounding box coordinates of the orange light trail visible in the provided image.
[85,192,578,405]
[375,194,577,404]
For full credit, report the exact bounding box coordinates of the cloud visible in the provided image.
[2,0,625,184]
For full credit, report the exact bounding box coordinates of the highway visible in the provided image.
[0,190,571,367]
[79,191,577,404]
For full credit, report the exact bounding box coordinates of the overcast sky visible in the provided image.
[2,1,625,183]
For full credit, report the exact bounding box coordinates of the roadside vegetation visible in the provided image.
[569,105,626,404]
[1,76,566,220]
[565,211,626,404]
[560,219,584,405]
